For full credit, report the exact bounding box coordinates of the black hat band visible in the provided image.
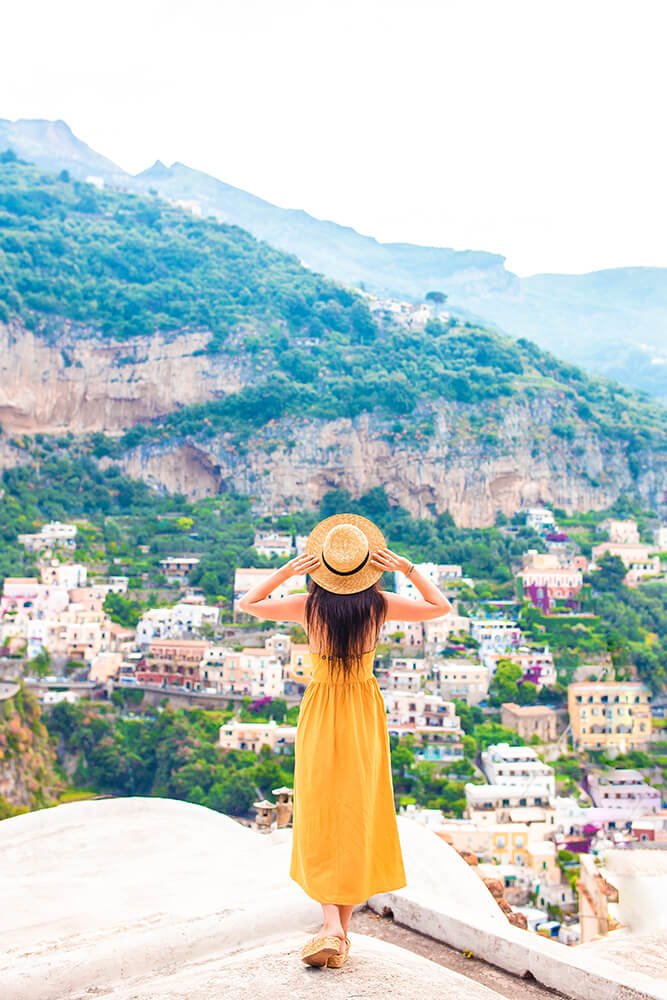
[321,549,370,576]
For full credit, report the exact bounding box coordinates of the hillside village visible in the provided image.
[1,503,666,949]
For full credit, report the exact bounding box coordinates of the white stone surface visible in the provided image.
[67,931,505,1000]
[2,796,666,1000]
[602,848,667,935]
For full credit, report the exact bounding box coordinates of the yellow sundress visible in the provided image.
[289,646,407,904]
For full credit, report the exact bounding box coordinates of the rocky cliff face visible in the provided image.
[0,322,249,435]
[2,322,665,528]
[0,685,62,812]
[118,398,665,528]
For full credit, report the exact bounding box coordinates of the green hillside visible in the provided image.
[1,153,665,464]
[0,151,373,350]
[3,118,667,402]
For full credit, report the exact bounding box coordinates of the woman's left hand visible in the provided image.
[370,547,412,575]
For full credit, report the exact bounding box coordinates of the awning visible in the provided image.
[508,807,547,823]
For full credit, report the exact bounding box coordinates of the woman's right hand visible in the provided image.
[279,552,321,579]
[370,547,412,576]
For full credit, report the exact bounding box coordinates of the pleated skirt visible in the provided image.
[288,671,407,904]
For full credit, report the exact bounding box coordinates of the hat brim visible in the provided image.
[304,513,387,594]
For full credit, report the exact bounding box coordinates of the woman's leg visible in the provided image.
[317,902,345,952]
[336,904,355,939]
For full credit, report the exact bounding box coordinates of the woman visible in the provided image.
[237,512,452,968]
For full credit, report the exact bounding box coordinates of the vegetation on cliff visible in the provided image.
[0,683,63,817]
[2,450,665,695]
[1,452,546,608]
[0,152,375,349]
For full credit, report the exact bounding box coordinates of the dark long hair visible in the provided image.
[305,580,388,680]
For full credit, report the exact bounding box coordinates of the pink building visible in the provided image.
[1,578,69,618]
[137,639,209,689]
[518,551,582,614]
[379,618,424,646]
[588,769,661,816]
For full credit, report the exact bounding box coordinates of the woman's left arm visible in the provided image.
[236,552,320,622]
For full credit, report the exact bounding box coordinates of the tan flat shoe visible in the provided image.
[301,934,341,967]
[326,936,351,967]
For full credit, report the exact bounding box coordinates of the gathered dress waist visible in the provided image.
[309,649,376,685]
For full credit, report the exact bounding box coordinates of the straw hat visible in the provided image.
[304,512,387,594]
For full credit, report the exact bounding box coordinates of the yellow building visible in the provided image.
[287,644,312,686]
[489,823,531,866]
[568,681,652,752]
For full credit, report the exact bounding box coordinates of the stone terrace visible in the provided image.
[1,798,665,1000]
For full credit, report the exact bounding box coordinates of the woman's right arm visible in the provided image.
[370,547,452,622]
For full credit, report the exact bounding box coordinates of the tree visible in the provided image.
[473,721,523,751]
[207,771,257,815]
[27,649,51,678]
[488,659,523,705]
[103,591,143,628]
[349,300,377,343]
[593,552,627,592]
[425,290,447,305]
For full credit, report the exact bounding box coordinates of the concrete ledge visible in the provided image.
[367,889,667,1000]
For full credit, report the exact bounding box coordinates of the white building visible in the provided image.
[483,646,557,690]
[525,508,556,532]
[481,744,555,801]
[201,645,283,698]
[384,689,460,730]
[429,660,489,705]
[27,610,112,663]
[39,563,87,590]
[295,535,309,556]
[18,521,77,552]
[253,532,294,558]
[465,783,554,823]
[395,563,463,601]
[377,656,429,693]
[599,518,640,545]
[384,690,464,761]
[218,718,297,754]
[423,613,470,648]
[159,556,201,585]
[264,632,291,659]
[136,603,220,647]
[590,542,660,586]
[470,618,521,652]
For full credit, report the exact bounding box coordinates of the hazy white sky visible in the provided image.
[3,0,666,275]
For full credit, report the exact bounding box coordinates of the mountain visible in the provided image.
[133,160,517,300]
[0,156,665,528]
[0,117,127,185]
[1,117,666,401]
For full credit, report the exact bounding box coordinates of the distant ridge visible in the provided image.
[1,116,666,401]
